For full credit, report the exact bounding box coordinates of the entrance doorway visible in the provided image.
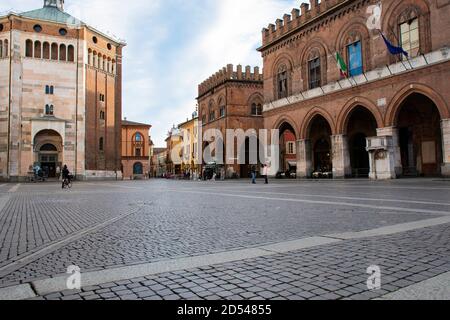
[346,106,378,178]
[308,115,332,174]
[397,93,442,177]
[34,130,63,179]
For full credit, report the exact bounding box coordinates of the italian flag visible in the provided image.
[336,52,348,78]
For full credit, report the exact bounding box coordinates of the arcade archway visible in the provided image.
[396,93,442,177]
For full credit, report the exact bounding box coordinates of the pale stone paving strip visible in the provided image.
[1,216,449,300]
[32,223,450,300]
[7,184,20,193]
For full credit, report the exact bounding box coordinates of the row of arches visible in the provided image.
[25,39,75,62]
[88,49,116,74]
[0,39,8,58]
[275,91,445,178]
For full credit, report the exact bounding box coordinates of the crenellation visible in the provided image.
[261,0,352,47]
[198,64,264,97]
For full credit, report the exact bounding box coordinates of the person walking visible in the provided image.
[262,164,269,184]
[251,165,257,184]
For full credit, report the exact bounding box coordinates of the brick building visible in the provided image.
[259,0,450,179]
[0,0,125,181]
[121,119,151,179]
[197,64,264,178]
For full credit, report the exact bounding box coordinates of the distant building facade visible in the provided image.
[0,0,125,181]
[178,110,200,176]
[259,0,450,179]
[197,64,264,178]
[121,120,151,179]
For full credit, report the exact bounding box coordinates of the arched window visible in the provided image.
[277,65,288,99]
[251,103,263,116]
[34,41,42,59]
[59,44,66,61]
[43,42,50,59]
[102,55,106,70]
[99,137,104,151]
[26,39,33,57]
[308,51,321,89]
[98,54,102,69]
[68,45,74,62]
[45,104,54,116]
[218,98,226,118]
[400,17,420,59]
[0,40,3,58]
[45,85,50,94]
[50,86,54,94]
[4,40,7,57]
[133,133,144,157]
[208,102,215,121]
[112,60,115,74]
[99,110,105,120]
[51,43,58,60]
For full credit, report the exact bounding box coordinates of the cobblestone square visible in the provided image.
[0,179,449,300]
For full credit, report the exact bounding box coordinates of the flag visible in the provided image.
[381,33,409,57]
[336,52,348,77]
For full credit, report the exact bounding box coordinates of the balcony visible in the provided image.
[263,47,450,112]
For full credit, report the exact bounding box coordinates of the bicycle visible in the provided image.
[62,176,73,189]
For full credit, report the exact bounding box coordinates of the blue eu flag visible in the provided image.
[381,33,409,58]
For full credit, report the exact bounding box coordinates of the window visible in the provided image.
[277,66,288,99]
[209,110,215,121]
[0,40,2,58]
[59,28,67,36]
[135,133,143,142]
[107,43,112,50]
[99,137,104,151]
[68,45,74,62]
[251,103,263,116]
[287,142,296,155]
[135,148,142,157]
[25,40,33,57]
[92,36,98,44]
[43,42,50,59]
[33,24,42,33]
[400,18,420,59]
[99,94,105,102]
[0,24,3,32]
[45,85,54,95]
[308,57,321,89]
[51,43,58,60]
[202,115,206,124]
[45,104,54,116]
[347,41,363,76]
[100,111,105,120]
[59,44,66,61]
[219,106,225,118]
[34,41,42,58]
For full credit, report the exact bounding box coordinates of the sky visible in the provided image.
[2,0,300,146]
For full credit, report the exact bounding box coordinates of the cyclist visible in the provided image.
[62,165,71,189]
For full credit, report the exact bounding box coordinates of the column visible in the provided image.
[377,127,402,177]
[296,139,312,179]
[442,119,450,177]
[331,135,351,179]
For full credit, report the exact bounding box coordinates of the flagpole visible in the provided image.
[387,26,414,69]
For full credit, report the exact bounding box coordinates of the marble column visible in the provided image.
[377,127,402,177]
[296,139,312,179]
[331,135,351,178]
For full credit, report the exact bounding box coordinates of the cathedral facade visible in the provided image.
[0,0,125,181]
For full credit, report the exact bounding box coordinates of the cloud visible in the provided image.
[2,0,301,146]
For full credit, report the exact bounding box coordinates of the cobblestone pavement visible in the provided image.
[37,223,450,300]
[0,178,450,299]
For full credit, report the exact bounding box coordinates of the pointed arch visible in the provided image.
[336,97,384,134]
[385,83,449,127]
[300,107,336,139]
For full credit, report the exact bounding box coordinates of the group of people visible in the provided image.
[251,164,270,185]
[31,164,72,188]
